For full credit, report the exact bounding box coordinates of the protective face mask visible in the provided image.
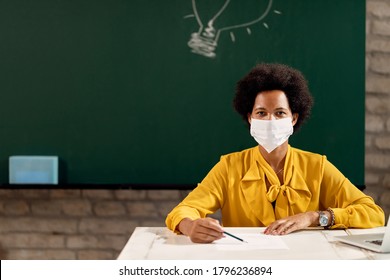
[250,118,293,153]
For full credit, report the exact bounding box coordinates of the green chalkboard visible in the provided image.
[0,0,365,186]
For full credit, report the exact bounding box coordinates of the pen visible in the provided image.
[223,231,248,243]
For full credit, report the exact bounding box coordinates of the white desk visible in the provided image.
[118,227,390,260]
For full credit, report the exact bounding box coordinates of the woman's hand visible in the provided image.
[178,217,224,243]
[264,211,318,235]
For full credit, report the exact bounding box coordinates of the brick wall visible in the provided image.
[365,0,390,218]
[1,0,390,260]
[0,189,190,259]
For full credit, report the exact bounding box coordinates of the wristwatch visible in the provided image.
[318,211,329,227]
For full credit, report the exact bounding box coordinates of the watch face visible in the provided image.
[319,213,329,226]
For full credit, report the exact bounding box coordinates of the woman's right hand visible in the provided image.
[178,217,224,243]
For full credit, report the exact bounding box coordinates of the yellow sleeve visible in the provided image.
[320,158,385,228]
[165,158,227,233]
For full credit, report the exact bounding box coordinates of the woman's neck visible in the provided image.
[258,142,288,171]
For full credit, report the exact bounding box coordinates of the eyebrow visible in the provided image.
[253,107,289,111]
[274,107,289,111]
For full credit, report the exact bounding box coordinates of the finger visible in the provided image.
[197,225,224,239]
[194,220,224,238]
[278,221,296,235]
[202,218,224,233]
[264,221,278,234]
[266,219,286,235]
[266,219,293,235]
[190,232,222,243]
[191,226,224,243]
[282,223,297,235]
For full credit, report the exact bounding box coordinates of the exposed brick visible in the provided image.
[147,190,181,200]
[365,172,381,185]
[0,217,77,234]
[140,219,166,227]
[383,209,390,221]
[0,233,64,248]
[77,250,115,260]
[379,191,390,206]
[3,200,29,215]
[364,189,381,202]
[0,190,21,198]
[372,20,390,36]
[375,136,390,149]
[366,96,390,114]
[94,201,126,216]
[157,201,180,217]
[366,74,390,94]
[366,153,390,169]
[62,200,92,216]
[180,190,193,199]
[387,118,390,131]
[371,53,390,73]
[67,235,127,250]
[31,200,62,216]
[82,190,113,199]
[367,38,390,52]
[114,189,147,200]
[123,224,137,236]
[78,218,136,234]
[0,188,185,259]
[0,243,6,259]
[367,1,390,18]
[366,55,370,72]
[126,202,159,218]
[50,189,81,198]
[19,189,50,199]
[383,174,390,187]
[365,134,374,149]
[365,114,385,132]
[6,249,76,260]
[66,235,98,249]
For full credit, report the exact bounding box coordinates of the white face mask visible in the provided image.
[250,118,294,153]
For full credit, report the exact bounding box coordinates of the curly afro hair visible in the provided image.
[233,63,313,132]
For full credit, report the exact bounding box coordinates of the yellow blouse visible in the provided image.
[166,146,384,233]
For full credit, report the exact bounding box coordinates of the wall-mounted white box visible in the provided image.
[9,156,58,184]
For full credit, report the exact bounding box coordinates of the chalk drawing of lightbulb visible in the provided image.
[185,0,280,58]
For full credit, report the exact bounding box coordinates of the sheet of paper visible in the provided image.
[214,233,289,250]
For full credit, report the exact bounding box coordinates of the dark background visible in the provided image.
[0,0,365,186]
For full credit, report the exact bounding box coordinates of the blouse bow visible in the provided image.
[266,184,301,205]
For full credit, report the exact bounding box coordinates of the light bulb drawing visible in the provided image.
[185,0,280,58]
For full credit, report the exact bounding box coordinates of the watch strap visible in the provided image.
[325,208,335,229]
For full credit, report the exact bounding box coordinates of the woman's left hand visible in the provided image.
[264,211,318,235]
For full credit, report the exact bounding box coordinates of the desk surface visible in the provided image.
[117,227,390,260]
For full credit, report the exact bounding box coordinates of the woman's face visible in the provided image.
[247,90,298,124]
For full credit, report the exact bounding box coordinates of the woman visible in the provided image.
[166,63,385,243]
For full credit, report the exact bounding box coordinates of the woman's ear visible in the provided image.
[292,113,299,126]
[247,113,252,124]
